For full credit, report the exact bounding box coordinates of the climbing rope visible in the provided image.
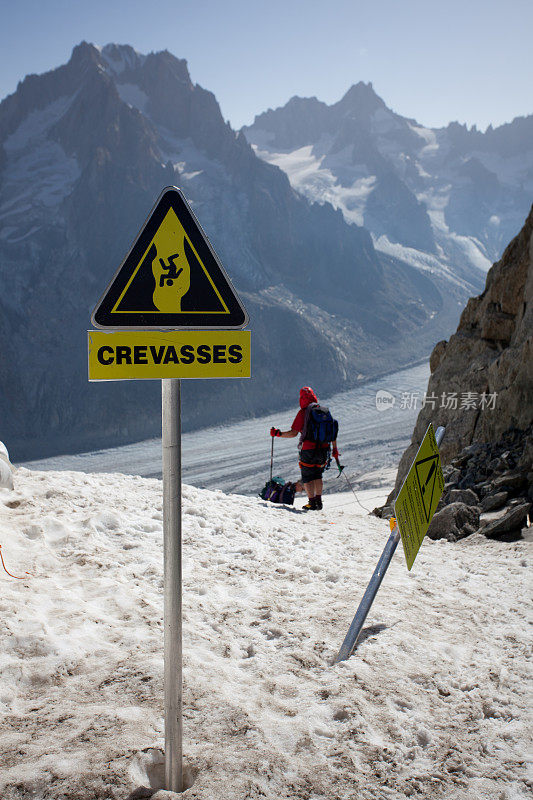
[0,544,31,579]
[333,457,374,513]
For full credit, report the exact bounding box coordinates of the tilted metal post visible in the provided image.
[162,378,183,791]
[334,425,445,664]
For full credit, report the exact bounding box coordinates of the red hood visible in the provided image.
[299,386,318,409]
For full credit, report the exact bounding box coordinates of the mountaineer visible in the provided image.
[270,386,339,511]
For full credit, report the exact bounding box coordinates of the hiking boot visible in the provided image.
[315,496,323,510]
[302,497,317,511]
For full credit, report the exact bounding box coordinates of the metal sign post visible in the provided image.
[162,378,183,792]
[334,425,445,663]
[89,187,250,793]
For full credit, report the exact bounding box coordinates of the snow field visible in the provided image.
[19,362,430,494]
[0,468,530,799]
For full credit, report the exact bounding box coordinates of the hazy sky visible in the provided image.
[1,0,531,132]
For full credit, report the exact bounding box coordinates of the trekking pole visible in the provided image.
[270,436,274,483]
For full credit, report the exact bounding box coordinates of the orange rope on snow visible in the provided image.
[0,544,31,579]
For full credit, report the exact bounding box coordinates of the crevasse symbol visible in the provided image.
[152,242,191,312]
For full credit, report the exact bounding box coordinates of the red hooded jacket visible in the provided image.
[291,387,326,450]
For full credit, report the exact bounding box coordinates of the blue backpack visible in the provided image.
[304,403,338,444]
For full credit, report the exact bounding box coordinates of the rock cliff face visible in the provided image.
[386,206,533,540]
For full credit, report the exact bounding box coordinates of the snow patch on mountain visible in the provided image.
[116,83,149,114]
[99,43,146,76]
[0,95,79,243]
[372,236,475,289]
[3,96,74,153]
[250,120,487,285]
[407,122,438,148]
[253,143,346,216]
[157,129,229,187]
[252,140,487,290]
[252,142,379,229]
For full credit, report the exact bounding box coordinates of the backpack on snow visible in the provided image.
[303,403,338,445]
[260,478,297,506]
[260,477,284,502]
[278,482,297,505]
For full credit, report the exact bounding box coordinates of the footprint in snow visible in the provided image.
[314,727,335,739]
[5,499,22,509]
[416,728,431,747]
[333,709,350,722]
[135,520,161,533]
[23,525,43,540]
[264,628,283,640]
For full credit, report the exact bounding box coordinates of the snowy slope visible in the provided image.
[0,468,530,799]
[20,362,430,493]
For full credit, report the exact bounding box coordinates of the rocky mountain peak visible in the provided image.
[99,43,145,75]
[242,94,329,150]
[0,41,125,143]
[334,81,385,117]
[69,40,102,69]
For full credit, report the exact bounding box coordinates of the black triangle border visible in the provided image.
[414,454,439,523]
[91,186,248,330]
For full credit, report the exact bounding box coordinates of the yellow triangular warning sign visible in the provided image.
[415,454,439,522]
[92,187,247,329]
